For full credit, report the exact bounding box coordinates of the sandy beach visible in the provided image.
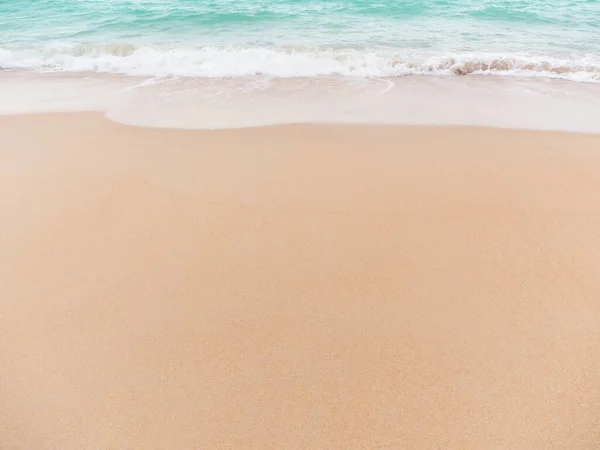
[1,113,600,448]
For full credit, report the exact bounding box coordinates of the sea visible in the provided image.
[1,0,600,130]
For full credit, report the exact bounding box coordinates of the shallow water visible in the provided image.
[1,0,600,82]
[2,71,600,132]
[2,0,600,130]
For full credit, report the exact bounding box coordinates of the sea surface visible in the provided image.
[2,0,600,81]
[1,0,600,129]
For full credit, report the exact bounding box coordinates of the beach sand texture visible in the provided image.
[1,113,600,448]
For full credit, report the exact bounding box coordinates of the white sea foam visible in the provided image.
[1,44,600,83]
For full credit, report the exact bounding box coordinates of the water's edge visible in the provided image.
[3,71,600,133]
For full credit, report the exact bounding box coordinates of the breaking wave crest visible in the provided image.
[1,44,599,83]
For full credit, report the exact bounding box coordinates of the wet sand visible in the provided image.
[1,113,600,448]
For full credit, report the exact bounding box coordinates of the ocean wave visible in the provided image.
[1,44,599,83]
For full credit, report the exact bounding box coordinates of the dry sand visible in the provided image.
[1,113,600,449]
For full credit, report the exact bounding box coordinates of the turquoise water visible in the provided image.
[1,0,599,81]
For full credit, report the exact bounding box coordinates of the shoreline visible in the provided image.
[8,109,600,136]
[2,113,600,448]
[3,71,600,132]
